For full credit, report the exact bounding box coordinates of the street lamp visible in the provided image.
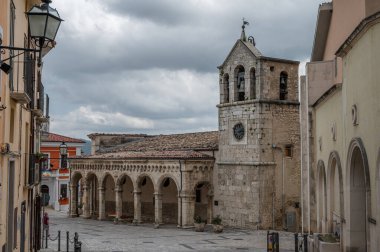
[59,142,67,156]
[27,0,63,48]
[0,0,62,72]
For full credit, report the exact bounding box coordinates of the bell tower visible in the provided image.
[214,21,301,231]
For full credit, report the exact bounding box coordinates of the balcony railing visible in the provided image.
[9,53,35,104]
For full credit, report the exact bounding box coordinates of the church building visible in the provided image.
[69,24,301,231]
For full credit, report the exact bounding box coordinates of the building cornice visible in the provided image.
[336,11,380,57]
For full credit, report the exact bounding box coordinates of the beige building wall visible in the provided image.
[310,13,380,252]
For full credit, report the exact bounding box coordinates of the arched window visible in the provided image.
[279,72,288,100]
[250,68,256,99]
[235,66,245,101]
[223,74,229,103]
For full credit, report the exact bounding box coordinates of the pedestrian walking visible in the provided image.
[43,212,49,237]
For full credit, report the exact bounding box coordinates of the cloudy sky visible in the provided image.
[43,0,322,140]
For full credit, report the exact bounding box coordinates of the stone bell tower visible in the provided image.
[213,21,301,231]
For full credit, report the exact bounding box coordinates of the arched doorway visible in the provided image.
[193,182,213,224]
[102,173,116,219]
[118,174,134,221]
[70,172,83,217]
[139,175,155,223]
[317,160,327,233]
[86,173,98,219]
[160,177,178,224]
[328,152,344,239]
[347,139,370,251]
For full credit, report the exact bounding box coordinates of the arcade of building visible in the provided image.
[69,132,217,227]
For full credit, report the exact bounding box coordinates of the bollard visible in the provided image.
[45,228,48,248]
[303,234,308,252]
[58,230,61,251]
[294,233,298,252]
[66,231,69,252]
[74,232,82,252]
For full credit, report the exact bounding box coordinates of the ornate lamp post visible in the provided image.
[0,0,63,71]
[59,142,68,168]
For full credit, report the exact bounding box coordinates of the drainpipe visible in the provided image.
[179,160,183,228]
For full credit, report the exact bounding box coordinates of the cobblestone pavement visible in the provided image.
[41,209,295,252]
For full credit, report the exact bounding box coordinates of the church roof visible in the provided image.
[41,132,85,144]
[79,131,218,160]
[218,39,263,68]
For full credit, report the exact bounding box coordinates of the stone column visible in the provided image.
[154,192,163,225]
[82,184,90,218]
[177,195,182,227]
[133,190,141,223]
[69,184,77,217]
[98,187,106,220]
[115,187,122,219]
[181,193,195,227]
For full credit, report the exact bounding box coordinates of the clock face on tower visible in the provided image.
[233,123,245,140]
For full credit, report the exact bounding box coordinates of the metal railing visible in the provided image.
[41,229,82,252]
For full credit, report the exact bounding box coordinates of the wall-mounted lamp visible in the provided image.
[0,0,62,73]
[0,62,11,74]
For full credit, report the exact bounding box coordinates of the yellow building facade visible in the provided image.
[0,0,57,251]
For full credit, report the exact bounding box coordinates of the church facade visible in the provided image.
[69,26,301,231]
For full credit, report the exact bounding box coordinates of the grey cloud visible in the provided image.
[43,0,322,139]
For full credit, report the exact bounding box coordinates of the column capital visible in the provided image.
[133,190,142,194]
[115,187,122,193]
[98,187,105,192]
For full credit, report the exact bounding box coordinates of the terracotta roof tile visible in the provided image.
[100,131,218,153]
[79,131,218,160]
[42,132,86,143]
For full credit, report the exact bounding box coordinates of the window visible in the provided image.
[196,189,201,203]
[235,66,245,101]
[250,68,256,99]
[285,145,293,158]
[60,184,68,198]
[223,74,229,103]
[279,72,288,100]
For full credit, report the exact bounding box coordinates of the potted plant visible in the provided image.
[194,215,206,232]
[211,215,223,233]
[113,217,119,224]
[35,152,47,162]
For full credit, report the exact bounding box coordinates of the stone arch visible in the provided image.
[316,160,327,233]
[279,71,288,100]
[136,174,155,223]
[249,67,256,99]
[327,151,344,239]
[136,173,156,191]
[70,171,83,217]
[346,138,371,252]
[157,174,179,194]
[116,173,135,220]
[99,172,115,188]
[85,172,99,218]
[223,73,230,103]
[101,172,116,219]
[157,174,180,224]
[71,171,83,186]
[234,65,245,101]
[193,181,214,224]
